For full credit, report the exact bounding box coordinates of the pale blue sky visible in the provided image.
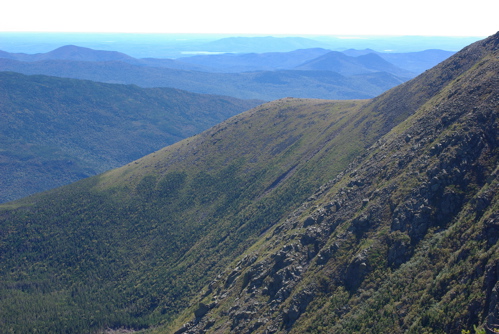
[1,0,497,36]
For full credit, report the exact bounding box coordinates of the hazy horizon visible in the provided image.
[1,0,496,37]
[0,32,485,58]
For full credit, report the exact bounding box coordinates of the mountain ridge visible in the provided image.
[294,51,414,77]
[0,44,455,100]
[0,32,497,334]
[0,44,451,76]
[0,58,433,330]
[175,48,332,72]
[0,58,405,100]
[167,31,499,334]
[10,45,137,62]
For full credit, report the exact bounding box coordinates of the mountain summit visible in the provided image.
[0,32,498,334]
[294,50,414,77]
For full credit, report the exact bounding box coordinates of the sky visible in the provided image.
[1,0,497,37]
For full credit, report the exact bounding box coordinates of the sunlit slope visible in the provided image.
[166,32,499,334]
[0,98,373,333]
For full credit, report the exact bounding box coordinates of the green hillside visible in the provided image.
[0,32,497,334]
[165,32,499,334]
[0,72,424,332]
[0,71,261,202]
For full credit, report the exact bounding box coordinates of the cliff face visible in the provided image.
[173,33,499,334]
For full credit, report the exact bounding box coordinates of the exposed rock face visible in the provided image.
[174,32,499,334]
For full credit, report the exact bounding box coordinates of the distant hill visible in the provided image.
[340,48,378,56]
[342,48,456,74]
[0,32,482,57]
[0,45,452,76]
[295,51,415,77]
[176,48,332,72]
[378,48,456,73]
[3,45,137,62]
[0,45,209,71]
[0,71,261,202]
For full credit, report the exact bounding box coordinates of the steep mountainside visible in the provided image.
[0,72,261,202]
[167,32,499,334]
[0,97,369,333]
[0,49,439,332]
[0,32,497,334]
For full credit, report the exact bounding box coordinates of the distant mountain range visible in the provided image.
[0,45,209,71]
[174,48,333,72]
[175,48,454,75]
[0,58,405,101]
[0,44,454,75]
[342,48,456,73]
[0,32,481,57]
[294,51,415,77]
[0,45,454,100]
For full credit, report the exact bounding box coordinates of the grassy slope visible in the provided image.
[0,85,420,333]
[293,39,499,334]
[1,35,494,334]
[0,71,261,202]
[163,33,499,334]
[0,30,479,333]
[0,98,355,333]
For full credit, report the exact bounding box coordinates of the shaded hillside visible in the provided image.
[0,71,261,202]
[0,97,363,333]
[168,32,499,334]
[0,57,405,100]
